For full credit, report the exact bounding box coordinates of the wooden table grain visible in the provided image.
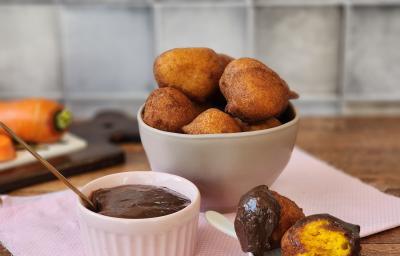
[1,117,399,256]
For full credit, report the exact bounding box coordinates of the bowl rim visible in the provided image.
[77,171,200,223]
[137,102,299,139]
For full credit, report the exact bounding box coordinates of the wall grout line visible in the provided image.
[245,0,255,57]
[53,0,67,104]
[339,0,353,115]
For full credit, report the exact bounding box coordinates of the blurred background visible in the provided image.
[0,0,399,118]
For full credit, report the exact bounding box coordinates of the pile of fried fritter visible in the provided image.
[143,47,298,134]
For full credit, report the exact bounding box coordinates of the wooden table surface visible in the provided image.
[1,117,400,256]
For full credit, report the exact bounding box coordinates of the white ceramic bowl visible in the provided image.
[77,171,201,256]
[138,104,299,211]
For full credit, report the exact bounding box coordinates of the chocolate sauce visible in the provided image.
[90,184,191,219]
[234,185,281,256]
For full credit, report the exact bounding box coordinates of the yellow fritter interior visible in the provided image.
[298,220,351,256]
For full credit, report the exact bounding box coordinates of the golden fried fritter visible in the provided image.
[218,53,234,69]
[281,79,299,100]
[270,191,305,248]
[143,87,197,132]
[154,48,225,102]
[281,214,360,256]
[241,117,282,132]
[205,53,234,109]
[234,118,247,132]
[220,58,293,121]
[288,90,299,100]
[182,108,241,135]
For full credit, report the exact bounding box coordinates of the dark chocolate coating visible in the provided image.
[282,214,360,256]
[90,184,191,219]
[234,185,281,256]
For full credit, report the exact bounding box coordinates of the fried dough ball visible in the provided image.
[206,53,234,109]
[154,48,224,102]
[289,90,299,100]
[282,79,300,100]
[182,108,241,134]
[218,53,234,69]
[234,118,247,132]
[143,87,197,132]
[270,191,305,248]
[243,117,282,132]
[234,185,304,255]
[281,214,360,256]
[220,58,293,121]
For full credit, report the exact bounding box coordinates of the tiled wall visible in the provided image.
[0,0,399,118]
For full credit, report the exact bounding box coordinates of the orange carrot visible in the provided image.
[0,134,16,162]
[0,98,72,143]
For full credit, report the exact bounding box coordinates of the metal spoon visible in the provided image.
[0,121,96,211]
[205,210,281,256]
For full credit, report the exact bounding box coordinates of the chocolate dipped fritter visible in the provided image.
[220,58,294,121]
[244,117,282,132]
[270,191,305,248]
[235,185,281,256]
[143,87,197,132]
[154,47,224,102]
[281,214,360,256]
[235,185,305,255]
[182,108,241,135]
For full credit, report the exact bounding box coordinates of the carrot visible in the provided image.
[0,98,72,143]
[0,134,16,162]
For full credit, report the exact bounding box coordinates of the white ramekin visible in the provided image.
[138,103,299,212]
[77,171,201,256]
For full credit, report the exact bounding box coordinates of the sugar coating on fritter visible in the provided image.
[281,214,361,256]
[220,58,292,122]
[182,108,241,135]
[244,117,282,132]
[143,87,198,132]
[154,48,225,102]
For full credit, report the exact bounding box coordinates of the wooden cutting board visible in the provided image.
[0,111,140,193]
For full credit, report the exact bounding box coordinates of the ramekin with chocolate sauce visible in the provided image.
[77,171,201,256]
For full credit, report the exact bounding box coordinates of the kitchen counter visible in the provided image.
[1,117,400,256]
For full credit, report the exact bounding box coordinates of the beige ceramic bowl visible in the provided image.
[138,104,299,211]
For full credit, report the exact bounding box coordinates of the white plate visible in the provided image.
[0,133,87,171]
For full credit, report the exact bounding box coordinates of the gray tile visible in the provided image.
[155,4,248,57]
[349,0,400,5]
[58,0,150,5]
[293,100,341,116]
[60,5,154,97]
[0,5,61,98]
[254,0,345,5]
[66,98,146,119]
[345,6,400,100]
[255,6,341,98]
[154,0,244,2]
[343,102,400,115]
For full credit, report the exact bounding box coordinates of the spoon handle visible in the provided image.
[0,121,96,210]
[205,211,237,238]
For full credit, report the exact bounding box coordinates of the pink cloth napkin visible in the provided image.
[1,148,400,256]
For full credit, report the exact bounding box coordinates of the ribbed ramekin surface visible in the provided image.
[79,216,199,256]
